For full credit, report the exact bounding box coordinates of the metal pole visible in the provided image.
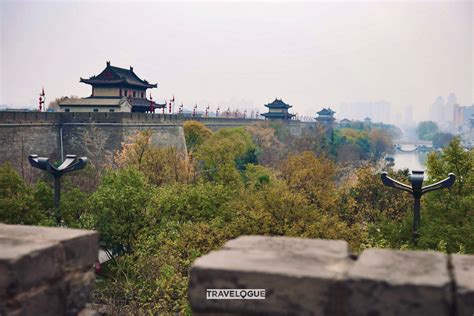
[413,197,420,244]
[59,125,64,162]
[54,177,61,224]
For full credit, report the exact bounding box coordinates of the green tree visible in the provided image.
[337,166,411,226]
[86,168,151,254]
[0,164,53,225]
[183,120,213,151]
[432,132,454,148]
[416,121,439,141]
[195,128,256,185]
[279,151,337,211]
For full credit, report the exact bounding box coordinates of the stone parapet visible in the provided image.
[0,224,98,316]
[189,235,474,316]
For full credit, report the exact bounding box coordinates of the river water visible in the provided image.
[391,144,429,172]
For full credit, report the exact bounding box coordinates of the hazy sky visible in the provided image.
[1,0,472,121]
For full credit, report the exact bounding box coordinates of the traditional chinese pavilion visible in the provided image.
[261,98,295,120]
[315,108,336,125]
[59,61,164,112]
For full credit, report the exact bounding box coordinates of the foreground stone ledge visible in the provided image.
[189,236,352,315]
[0,224,98,271]
[451,254,474,316]
[0,224,98,316]
[346,248,451,316]
[189,236,474,316]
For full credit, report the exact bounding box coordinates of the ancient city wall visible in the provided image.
[0,224,98,315]
[189,236,474,316]
[0,112,307,173]
[0,112,189,173]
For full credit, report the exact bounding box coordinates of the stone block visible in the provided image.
[0,224,98,270]
[0,236,64,299]
[64,270,96,315]
[3,283,65,316]
[346,248,451,316]
[0,224,98,315]
[189,236,352,315]
[451,254,474,316]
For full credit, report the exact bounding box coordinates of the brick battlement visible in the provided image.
[189,236,474,316]
[0,111,265,125]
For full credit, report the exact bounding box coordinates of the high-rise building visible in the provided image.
[453,104,462,132]
[404,104,414,126]
[429,96,445,123]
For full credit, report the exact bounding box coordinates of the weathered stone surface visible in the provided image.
[0,224,98,270]
[5,283,65,316]
[64,270,96,315]
[0,111,307,178]
[346,248,451,316]
[189,236,352,315]
[0,224,98,316]
[451,254,474,316]
[0,236,64,298]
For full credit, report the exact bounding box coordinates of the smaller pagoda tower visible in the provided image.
[261,98,295,120]
[315,108,336,125]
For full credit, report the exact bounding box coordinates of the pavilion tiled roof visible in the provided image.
[264,98,292,109]
[317,108,335,115]
[80,61,157,89]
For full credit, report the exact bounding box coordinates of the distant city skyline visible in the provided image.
[1,1,472,123]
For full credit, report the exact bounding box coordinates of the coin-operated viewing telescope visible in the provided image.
[381,170,455,244]
[28,154,87,224]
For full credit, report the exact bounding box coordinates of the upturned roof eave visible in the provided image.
[80,78,157,89]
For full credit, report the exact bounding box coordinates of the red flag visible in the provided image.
[171,95,175,102]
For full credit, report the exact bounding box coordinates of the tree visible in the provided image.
[86,168,151,254]
[432,132,454,148]
[416,121,439,141]
[369,129,393,161]
[245,122,285,166]
[183,121,213,151]
[115,130,193,186]
[337,166,411,226]
[194,128,256,185]
[279,151,337,211]
[0,163,52,225]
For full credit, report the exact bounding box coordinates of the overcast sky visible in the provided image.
[0,0,472,121]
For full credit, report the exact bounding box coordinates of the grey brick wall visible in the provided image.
[189,236,474,316]
[0,224,98,316]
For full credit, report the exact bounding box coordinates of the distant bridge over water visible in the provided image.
[395,140,433,146]
[394,140,434,153]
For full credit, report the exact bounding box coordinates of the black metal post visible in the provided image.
[28,154,87,225]
[413,197,420,242]
[381,170,455,244]
[53,177,61,223]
